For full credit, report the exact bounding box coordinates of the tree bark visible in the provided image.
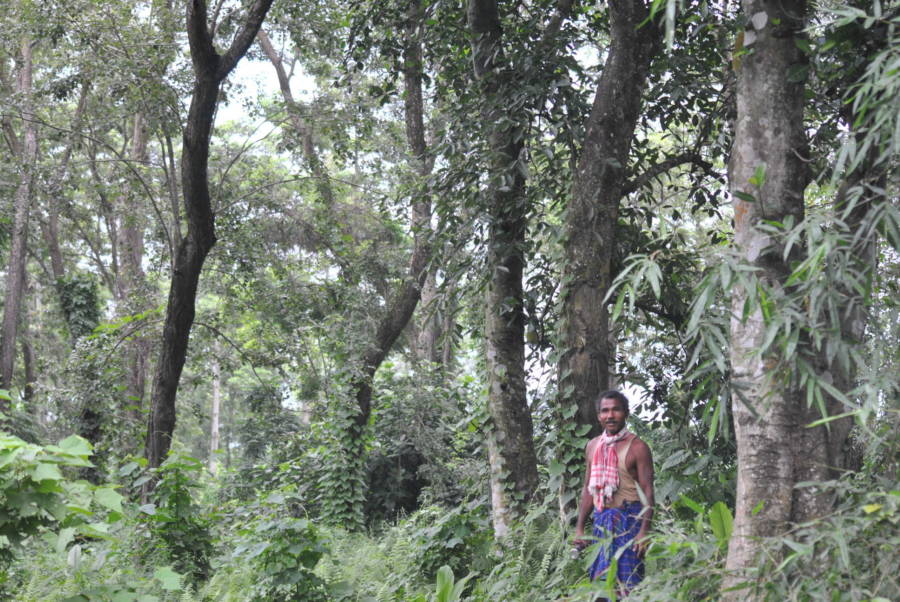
[467,0,540,537]
[0,37,38,396]
[145,0,274,469]
[556,0,661,517]
[723,0,812,593]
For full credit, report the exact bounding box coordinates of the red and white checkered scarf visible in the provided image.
[588,429,630,512]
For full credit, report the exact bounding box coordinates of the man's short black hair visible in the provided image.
[595,390,630,414]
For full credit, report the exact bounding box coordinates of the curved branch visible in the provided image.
[623,152,715,196]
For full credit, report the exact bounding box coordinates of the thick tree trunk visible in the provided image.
[145,0,274,469]
[556,0,660,516]
[722,0,814,594]
[468,0,540,537]
[0,38,38,396]
[414,271,443,365]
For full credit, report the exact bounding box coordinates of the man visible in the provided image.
[574,390,654,597]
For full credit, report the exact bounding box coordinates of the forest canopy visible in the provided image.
[0,0,897,600]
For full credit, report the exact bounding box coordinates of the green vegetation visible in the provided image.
[0,0,897,600]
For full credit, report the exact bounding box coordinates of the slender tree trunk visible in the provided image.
[119,113,152,430]
[1,37,38,397]
[468,0,540,537]
[145,0,274,470]
[40,82,88,290]
[257,29,335,208]
[208,352,221,475]
[723,0,811,593]
[350,0,434,434]
[414,272,443,365]
[20,274,36,403]
[556,0,661,517]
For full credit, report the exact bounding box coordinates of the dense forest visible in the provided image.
[0,0,897,599]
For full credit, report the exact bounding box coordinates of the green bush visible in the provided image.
[143,454,213,585]
[204,489,327,601]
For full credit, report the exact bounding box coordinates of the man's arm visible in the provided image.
[574,438,596,545]
[633,438,654,556]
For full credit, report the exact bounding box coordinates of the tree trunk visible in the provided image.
[0,37,38,397]
[556,0,660,517]
[119,113,152,430]
[414,271,443,365]
[467,0,540,537]
[350,0,433,434]
[145,0,274,470]
[723,0,812,593]
[208,352,221,475]
[257,28,335,208]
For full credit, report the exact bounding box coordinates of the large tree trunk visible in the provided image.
[414,271,443,365]
[556,0,661,516]
[145,0,274,469]
[0,37,38,397]
[722,0,815,593]
[467,0,540,537]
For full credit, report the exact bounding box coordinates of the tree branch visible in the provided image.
[218,0,275,78]
[186,0,218,75]
[623,152,715,196]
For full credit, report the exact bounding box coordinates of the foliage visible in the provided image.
[0,431,95,571]
[208,489,328,602]
[55,274,101,342]
[142,454,213,585]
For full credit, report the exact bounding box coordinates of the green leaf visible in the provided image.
[709,502,734,549]
[435,565,454,602]
[58,435,93,458]
[548,460,566,478]
[153,566,182,591]
[751,500,765,516]
[678,495,703,515]
[57,527,76,554]
[31,462,64,481]
[748,164,767,188]
[94,487,124,513]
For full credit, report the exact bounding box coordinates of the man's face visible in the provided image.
[597,397,628,435]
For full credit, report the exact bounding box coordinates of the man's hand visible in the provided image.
[633,531,650,557]
[572,531,590,551]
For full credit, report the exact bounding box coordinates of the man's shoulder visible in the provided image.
[627,434,652,456]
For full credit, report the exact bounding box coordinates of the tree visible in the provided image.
[145,0,275,469]
[722,0,812,592]
[0,35,38,396]
[555,0,662,515]
[466,0,542,537]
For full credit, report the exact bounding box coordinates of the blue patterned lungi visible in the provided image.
[588,501,644,592]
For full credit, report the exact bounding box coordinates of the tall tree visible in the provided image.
[722,0,813,593]
[556,0,661,513]
[145,0,275,469]
[466,0,540,537]
[0,36,38,396]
